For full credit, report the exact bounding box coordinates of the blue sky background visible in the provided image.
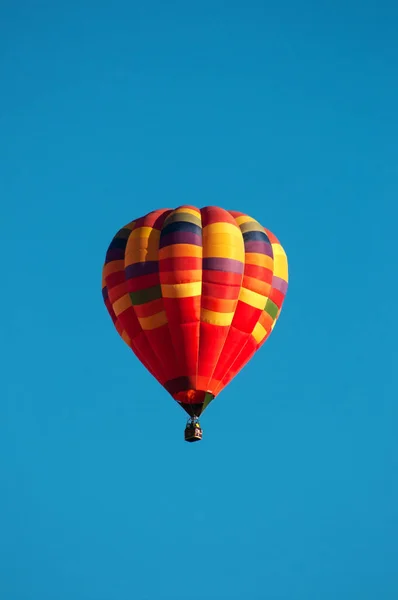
[1,1,397,599]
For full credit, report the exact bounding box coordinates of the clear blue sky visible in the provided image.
[1,1,397,599]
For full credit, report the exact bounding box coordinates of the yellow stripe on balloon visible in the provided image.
[161,281,202,298]
[272,243,287,257]
[252,322,267,343]
[174,207,201,219]
[201,309,234,326]
[129,226,159,240]
[203,233,245,260]
[125,247,160,263]
[125,229,161,264]
[203,245,245,261]
[244,253,273,269]
[113,293,133,316]
[239,287,267,310]
[234,215,253,226]
[203,222,242,239]
[272,245,288,281]
[126,237,160,253]
[138,311,168,330]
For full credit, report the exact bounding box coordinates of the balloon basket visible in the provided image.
[184,418,203,443]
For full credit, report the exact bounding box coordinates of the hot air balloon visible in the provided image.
[102,205,288,442]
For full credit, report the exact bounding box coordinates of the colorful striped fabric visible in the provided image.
[102,206,288,416]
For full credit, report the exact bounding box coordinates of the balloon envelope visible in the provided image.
[102,205,288,416]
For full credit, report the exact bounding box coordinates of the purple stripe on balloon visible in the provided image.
[106,247,125,262]
[244,240,273,256]
[125,261,159,279]
[159,231,202,248]
[102,286,108,301]
[203,258,244,274]
[272,276,288,294]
